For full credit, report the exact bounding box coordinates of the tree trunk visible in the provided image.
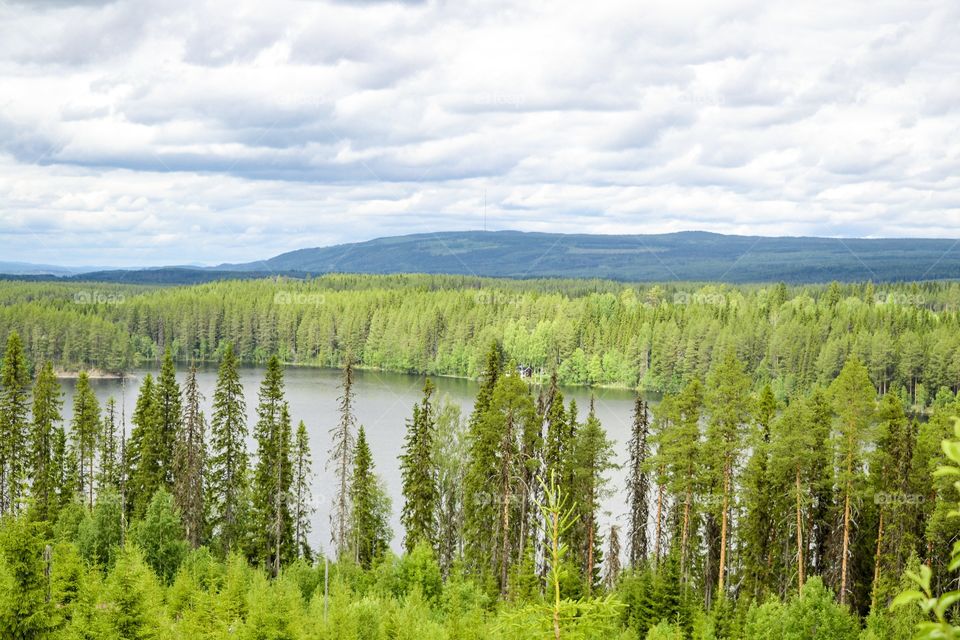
[840,475,852,605]
[872,510,884,611]
[795,468,805,591]
[718,465,731,596]
[654,480,664,564]
[681,489,692,582]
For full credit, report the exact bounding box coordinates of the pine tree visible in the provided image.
[70,371,101,509]
[28,363,62,522]
[252,355,293,574]
[704,350,751,600]
[292,420,313,560]
[208,344,249,556]
[770,396,818,592]
[329,358,356,557]
[670,379,704,583]
[400,379,439,554]
[828,356,876,605]
[627,395,651,567]
[0,331,31,516]
[350,426,391,568]
[126,374,162,518]
[97,397,121,493]
[174,365,206,548]
[155,348,181,487]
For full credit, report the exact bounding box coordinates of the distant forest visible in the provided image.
[0,274,957,406]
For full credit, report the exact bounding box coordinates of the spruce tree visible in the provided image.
[292,420,313,560]
[155,348,181,487]
[350,426,391,568]
[627,395,651,567]
[741,384,777,599]
[0,518,61,639]
[70,371,101,509]
[28,362,63,522]
[0,331,30,516]
[570,400,615,595]
[126,374,162,518]
[400,379,439,554]
[208,344,249,556]
[463,341,507,583]
[174,365,206,548]
[252,355,293,574]
[98,397,121,493]
[329,358,356,557]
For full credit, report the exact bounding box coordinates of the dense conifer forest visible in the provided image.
[1,275,959,638]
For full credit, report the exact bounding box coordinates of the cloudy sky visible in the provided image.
[1,0,958,266]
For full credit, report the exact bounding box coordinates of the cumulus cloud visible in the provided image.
[0,0,958,266]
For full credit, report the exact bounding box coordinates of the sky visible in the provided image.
[0,0,958,267]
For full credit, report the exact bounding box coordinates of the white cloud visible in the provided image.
[0,0,958,266]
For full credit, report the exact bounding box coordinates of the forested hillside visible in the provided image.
[1,275,958,407]
[220,230,960,283]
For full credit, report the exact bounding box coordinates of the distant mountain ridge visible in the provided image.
[5,230,960,284]
[217,230,960,283]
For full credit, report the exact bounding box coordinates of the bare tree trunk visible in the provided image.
[654,480,664,564]
[872,510,884,611]
[681,489,691,581]
[795,469,805,591]
[840,475,852,605]
[717,465,731,596]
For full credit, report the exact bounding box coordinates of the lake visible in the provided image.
[59,365,651,555]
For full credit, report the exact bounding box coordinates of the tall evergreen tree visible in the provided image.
[627,395,651,567]
[329,358,356,557]
[173,365,206,549]
[704,350,751,601]
[570,400,615,595]
[292,420,313,560]
[463,341,508,584]
[71,371,101,509]
[433,397,467,578]
[98,397,122,493]
[350,426,391,568]
[251,355,293,574]
[208,344,249,556]
[0,331,30,516]
[28,362,62,522]
[741,384,777,599]
[400,379,439,554]
[126,374,162,518]
[869,392,914,607]
[155,348,181,487]
[828,356,876,606]
[770,396,819,593]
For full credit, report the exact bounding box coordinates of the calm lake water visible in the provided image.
[59,366,650,554]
